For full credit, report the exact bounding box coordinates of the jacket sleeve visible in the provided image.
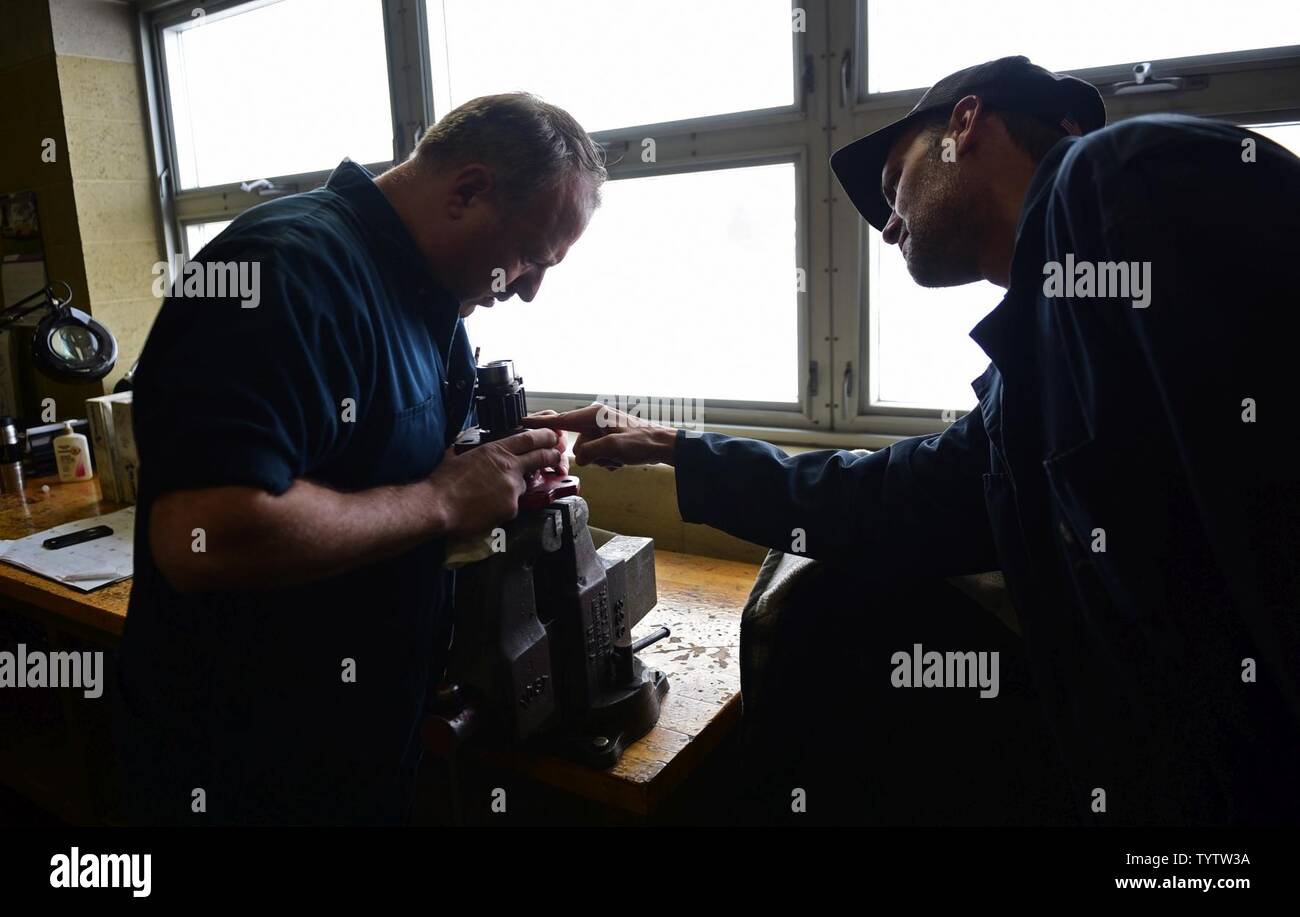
[672,405,997,577]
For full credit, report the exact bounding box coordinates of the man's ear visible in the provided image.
[447,163,495,218]
[946,94,983,158]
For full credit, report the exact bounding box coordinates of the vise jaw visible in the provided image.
[434,496,669,768]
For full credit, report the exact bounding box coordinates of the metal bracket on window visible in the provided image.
[841,361,853,418]
[1110,61,1185,96]
[240,178,298,197]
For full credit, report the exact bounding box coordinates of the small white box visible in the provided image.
[108,393,139,505]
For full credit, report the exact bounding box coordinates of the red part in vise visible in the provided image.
[519,470,580,510]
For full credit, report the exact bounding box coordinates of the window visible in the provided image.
[431,0,809,420]
[853,114,1300,415]
[867,230,995,411]
[468,161,800,404]
[142,1,1300,443]
[863,117,1300,413]
[426,0,797,133]
[1252,120,1300,154]
[835,1,1300,429]
[147,0,811,427]
[160,0,393,190]
[865,0,1300,94]
[183,219,233,259]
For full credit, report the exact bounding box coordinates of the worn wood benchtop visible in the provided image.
[467,551,759,815]
[0,474,760,817]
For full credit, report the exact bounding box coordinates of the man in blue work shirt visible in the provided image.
[116,93,602,824]
[531,58,1300,825]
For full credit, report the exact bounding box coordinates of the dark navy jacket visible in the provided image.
[117,160,478,824]
[675,115,1300,824]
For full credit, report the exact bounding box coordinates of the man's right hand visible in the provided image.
[427,428,562,536]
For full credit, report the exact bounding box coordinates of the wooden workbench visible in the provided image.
[0,476,130,638]
[466,551,758,817]
[0,474,760,823]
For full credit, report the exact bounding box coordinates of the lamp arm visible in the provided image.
[0,282,73,331]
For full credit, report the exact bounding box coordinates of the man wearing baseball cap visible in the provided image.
[531,57,1300,825]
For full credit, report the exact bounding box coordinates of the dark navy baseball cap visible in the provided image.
[831,56,1106,231]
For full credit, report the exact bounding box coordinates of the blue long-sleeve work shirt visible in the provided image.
[674,115,1300,825]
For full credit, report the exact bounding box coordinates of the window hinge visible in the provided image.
[839,49,852,108]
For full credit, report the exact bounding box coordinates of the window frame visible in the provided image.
[520,147,816,430]
[829,0,1300,436]
[141,0,425,250]
[142,0,838,436]
[855,30,1300,108]
[138,0,1300,447]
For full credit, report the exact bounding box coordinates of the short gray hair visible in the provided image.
[415,92,607,207]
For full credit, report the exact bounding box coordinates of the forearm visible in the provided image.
[150,476,447,592]
[674,432,873,561]
[673,430,997,574]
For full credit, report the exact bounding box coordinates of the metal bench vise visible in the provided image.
[428,496,670,769]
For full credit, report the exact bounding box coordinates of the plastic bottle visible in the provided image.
[0,416,24,494]
[54,421,94,482]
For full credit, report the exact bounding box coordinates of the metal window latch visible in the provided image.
[802,53,816,95]
[808,360,819,398]
[240,178,297,197]
[1110,61,1185,95]
[841,361,853,418]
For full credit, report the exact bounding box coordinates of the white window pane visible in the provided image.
[871,120,1298,412]
[428,0,795,132]
[184,220,233,259]
[1251,121,1300,155]
[868,230,996,411]
[164,0,392,189]
[467,163,800,404]
[867,0,1300,93]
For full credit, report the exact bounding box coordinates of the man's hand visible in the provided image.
[523,410,570,474]
[148,428,561,593]
[428,428,562,536]
[523,403,678,469]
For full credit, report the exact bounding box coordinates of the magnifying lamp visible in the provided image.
[0,281,117,383]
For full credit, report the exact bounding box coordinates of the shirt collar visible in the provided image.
[324,159,461,317]
[969,135,1079,369]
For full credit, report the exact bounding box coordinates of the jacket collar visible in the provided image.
[966,136,1083,456]
[969,135,1080,375]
